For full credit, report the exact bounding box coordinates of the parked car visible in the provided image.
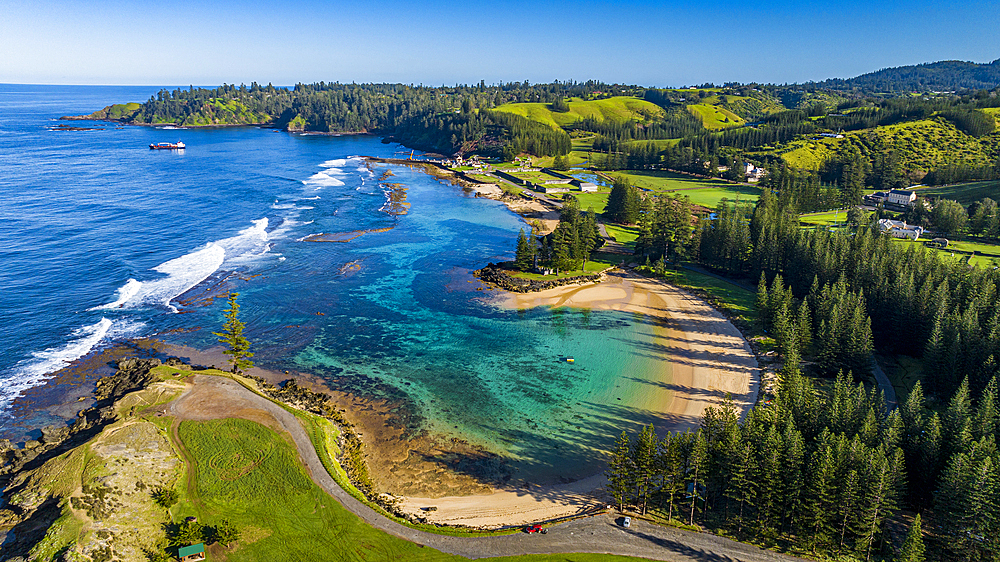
[622,516,631,528]
[524,524,547,534]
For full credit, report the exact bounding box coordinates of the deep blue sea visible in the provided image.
[0,85,668,481]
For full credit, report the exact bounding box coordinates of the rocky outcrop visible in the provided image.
[474,263,605,293]
[1,357,164,477]
[94,358,161,400]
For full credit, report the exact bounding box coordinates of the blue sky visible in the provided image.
[2,0,997,87]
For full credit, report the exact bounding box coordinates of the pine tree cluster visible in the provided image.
[608,373,905,559]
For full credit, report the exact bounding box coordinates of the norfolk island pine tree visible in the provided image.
[214,292,255,374]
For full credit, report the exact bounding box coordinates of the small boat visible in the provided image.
[150,141,185,150]
[561,356,575,363]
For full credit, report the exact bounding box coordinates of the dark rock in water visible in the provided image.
[474,263,605,293]
[94,358,161,401]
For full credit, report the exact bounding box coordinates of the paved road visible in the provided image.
[596,223,630,255]
[871,359,898,411]
[172,376,807,561]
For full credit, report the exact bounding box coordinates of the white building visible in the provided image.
[886,189,917,207]
[743,162,767,183]
[877,218,924,240]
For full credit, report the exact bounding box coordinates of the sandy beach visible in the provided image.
[396,270,759,527]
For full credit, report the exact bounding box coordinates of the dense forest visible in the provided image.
[595,186,1000,559]
[816,59,1000,93]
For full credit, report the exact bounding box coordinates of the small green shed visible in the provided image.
[178,543,206,561]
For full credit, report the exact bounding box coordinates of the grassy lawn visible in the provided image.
[606,170,761,207]
[508,253,619,281]
[573,191,611,214]
[176,418,534,561]
[510,171,570,185]
[798,209,849,226]
[888,237,1000,268]
[604,224,640,249]
[917,180,1000,206]
[467,174,498,184]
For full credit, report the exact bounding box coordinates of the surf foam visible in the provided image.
[94,219,269,312]
[0,318,143,413]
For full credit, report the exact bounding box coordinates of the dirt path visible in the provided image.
[166,375,802,561]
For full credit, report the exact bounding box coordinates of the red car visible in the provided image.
[524,524,547,534]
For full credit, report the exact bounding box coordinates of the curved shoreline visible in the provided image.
[394,270,760,527]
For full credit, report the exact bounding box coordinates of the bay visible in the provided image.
[0,85,667,483]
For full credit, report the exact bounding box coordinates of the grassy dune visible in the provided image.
[494,97,664,129]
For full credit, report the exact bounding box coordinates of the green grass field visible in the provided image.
[176,418,437,562]
[604,224,640,249]
[798,209,849,227]
[573,191,611,214]
[917,180,1000,206]
[494,97,664,129]
[686,103,744,130]
[172,418,651,562]
[607,171,761,207]
[888,237,1000,268]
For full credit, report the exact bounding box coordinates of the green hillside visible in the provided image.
[687,103,744,130]
[763,116,1000,174]
[494,96,665,129]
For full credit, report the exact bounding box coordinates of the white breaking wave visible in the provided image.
[271,202,314,211]
[0,318,144,412]
[93,219,270,312]
[304,171,346,188]
[269,217,313,239]
[320,158,355,168]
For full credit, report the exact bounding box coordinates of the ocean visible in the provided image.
[0,84,668,482]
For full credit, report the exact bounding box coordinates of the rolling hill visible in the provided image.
[493,96,665,129]
[816,58,1000,93]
